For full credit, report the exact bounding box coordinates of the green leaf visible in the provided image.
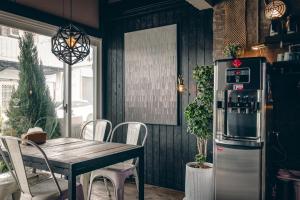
[184,65,214,161]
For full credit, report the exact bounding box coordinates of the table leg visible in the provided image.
[138,152,144,200]
[68,167,76,200]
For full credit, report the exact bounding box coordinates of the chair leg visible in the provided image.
[103,178,111,197]
[12,191,21,200]
[133,168,139,192]
[80,173,91,200]
[87,177,94,200]
[114,182,125,200]
[76,184,85,200]
[111,176,127,200]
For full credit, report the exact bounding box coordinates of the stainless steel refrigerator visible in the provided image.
[213,57,271,200]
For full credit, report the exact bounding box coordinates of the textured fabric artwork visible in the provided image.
[124,24,178,125]
[224,0,247,48]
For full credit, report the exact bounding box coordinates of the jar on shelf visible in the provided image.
[286,15,298,34]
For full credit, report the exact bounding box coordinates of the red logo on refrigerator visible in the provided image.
[232,59,242,68]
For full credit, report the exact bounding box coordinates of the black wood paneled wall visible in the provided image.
[103,3,213,190]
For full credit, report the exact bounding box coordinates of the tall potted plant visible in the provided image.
[184,65,214,200]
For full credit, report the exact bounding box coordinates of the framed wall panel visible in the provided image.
[124,24,178,125]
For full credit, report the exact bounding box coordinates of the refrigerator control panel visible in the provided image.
[226,68,250,84]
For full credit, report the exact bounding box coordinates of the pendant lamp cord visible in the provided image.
[70,0,73,21]
[264,0,268,6]
[62,0,65,18]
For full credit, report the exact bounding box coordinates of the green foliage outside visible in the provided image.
[6,32,60,138]
[0,112,7,173]
[0,161,8,173]
[184,65,214,166]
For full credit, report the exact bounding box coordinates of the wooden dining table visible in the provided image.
[2,137,144,200]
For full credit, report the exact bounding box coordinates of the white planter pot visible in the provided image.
[184,162,214,200]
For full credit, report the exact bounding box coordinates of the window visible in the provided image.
[9,28,19,38]
[1,83,16,112]
[0,11,101,139]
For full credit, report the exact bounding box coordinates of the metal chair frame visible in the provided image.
[79,119,112,199]
[80,119,112,142]
[0,136,63,197]
[0,139,19,200]
[108,122,148,147]
[88,122,148,200]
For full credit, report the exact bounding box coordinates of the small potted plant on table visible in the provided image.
[184,65,214,200]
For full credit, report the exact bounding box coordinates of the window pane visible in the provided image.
[0,24,64,138]
[71,45,96,139]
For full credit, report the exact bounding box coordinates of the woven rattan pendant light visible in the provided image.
[51,0,90,65]
[265,0,287,19]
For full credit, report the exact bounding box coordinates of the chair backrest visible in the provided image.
[80,119,112,142]
[34,117,58,139]
[4,138,31,194]
[109,122,148,146]
[109,122,147,165]
[0,139,18,184]
[0,136,62,197]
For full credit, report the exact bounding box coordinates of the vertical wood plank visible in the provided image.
[139,14,149,181]
[187,9,198,163]
[152,125,160,185]
[204,10,214,163]
[174,8,184,191]
[145,13,154,185]
[116,26,124,142]
[105,28,113,122]
[150,11,161,187]
[174,126,183,190]
[164,9,175,189]
[197,12,205,67]
[159,125,167,187]
[180,6,190,189]
[111,25,118,142]
[166,125,174,188]
[146,124,153,184]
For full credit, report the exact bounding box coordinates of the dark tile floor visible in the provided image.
[90,181,184,200]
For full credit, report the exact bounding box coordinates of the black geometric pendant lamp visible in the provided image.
[51,0,90,65]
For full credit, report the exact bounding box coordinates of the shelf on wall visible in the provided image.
[265,32,300,46]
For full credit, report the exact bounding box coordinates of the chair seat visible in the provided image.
[0,172,51,200]
[0,172,18,196]
[23,178,83,200]
[104,163,135,172]
[91,163,135,180]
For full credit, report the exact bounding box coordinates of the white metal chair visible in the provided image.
[80,119,112,141]
[0,140,20,200]
[0,136,84,200]
[0,172,20,200]
[87,122,148,200]
[79,119,112,200]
